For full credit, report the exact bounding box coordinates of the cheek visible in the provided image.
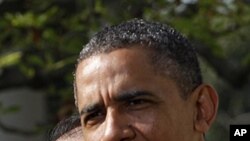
[131,106,188,141]
[131,110,169,139]
[83,127,103,141]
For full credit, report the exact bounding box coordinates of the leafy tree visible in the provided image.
[0,0,250,140]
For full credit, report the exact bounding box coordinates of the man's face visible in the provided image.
[75,47,198,141]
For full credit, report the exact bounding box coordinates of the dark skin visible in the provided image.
[75,46,218,141]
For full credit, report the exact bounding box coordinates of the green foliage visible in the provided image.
[0,0,250,140]
[0,103,20,115]
[0,52,22,68]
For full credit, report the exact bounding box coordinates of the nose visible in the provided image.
[101,109,136,141]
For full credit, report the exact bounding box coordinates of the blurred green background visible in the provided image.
[0,0,250,141]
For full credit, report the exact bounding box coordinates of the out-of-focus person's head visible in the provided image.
[49,114,83,141]
[74,19,218,141]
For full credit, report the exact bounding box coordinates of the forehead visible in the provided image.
[76,46,154,84]
[75,46,158,99]
[81,46,152,69]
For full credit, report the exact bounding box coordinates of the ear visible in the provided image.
[192,84,218,133]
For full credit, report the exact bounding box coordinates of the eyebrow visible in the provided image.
[80,90,156,116]
[114,90,156,102]
[80,103,103,116]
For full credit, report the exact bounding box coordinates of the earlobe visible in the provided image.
[193,84,218,133]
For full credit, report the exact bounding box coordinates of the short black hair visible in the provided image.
[49,114,81,141]
[75,18,202,99]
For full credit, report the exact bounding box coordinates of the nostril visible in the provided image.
[121,124,136,141]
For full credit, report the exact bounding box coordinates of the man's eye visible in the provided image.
[129,99,146,105]
[127,99,151,109]
[84,111,105,126]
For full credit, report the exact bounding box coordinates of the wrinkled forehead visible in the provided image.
[75,47,160,108]
[76,47,154,82]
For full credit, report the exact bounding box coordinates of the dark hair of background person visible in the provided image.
[48,114,81,141]
[74,18,202,103]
